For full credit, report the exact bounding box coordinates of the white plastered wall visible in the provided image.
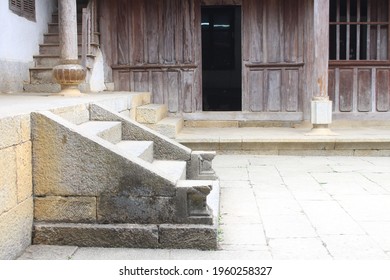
[0,0,57,93]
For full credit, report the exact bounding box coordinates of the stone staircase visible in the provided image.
[136,104,184,139]
[31,93,219,250]
[24,5,99,93]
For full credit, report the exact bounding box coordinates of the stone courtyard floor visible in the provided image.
[19,155,390,260]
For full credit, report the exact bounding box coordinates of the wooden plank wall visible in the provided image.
[101,0,306,114]
[329,66,390,113]
[328,0,390,114]
[242,0,305,113]
[105,0,202,113]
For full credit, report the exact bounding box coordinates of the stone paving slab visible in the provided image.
[18,155,390,260]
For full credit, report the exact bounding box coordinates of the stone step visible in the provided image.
[152,160,187,181]
[33,222,217,250]
[29,67,56,84]
[48,23,82,33]
[78,121,122,144]
[136,104,168,124]
[43,32,100,44]
[116,140,154,163]
[39,43,99,56]
[33,54,95,68]
[147,117,184,139]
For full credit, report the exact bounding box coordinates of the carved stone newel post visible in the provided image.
[53,0,86,96]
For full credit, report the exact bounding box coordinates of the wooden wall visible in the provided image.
[101,0,202,113]
[329,66,390,113]
[100,0,307,115]
[242,0,305,113]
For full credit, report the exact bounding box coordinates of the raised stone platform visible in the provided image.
[176,125,390,156]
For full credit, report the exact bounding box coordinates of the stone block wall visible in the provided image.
[0,114,33,259]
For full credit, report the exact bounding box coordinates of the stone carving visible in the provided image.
[187,151,218,180]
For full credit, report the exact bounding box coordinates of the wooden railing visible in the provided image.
[81,0,97,67]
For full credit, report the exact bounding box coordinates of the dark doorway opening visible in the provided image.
[201,6,242,111]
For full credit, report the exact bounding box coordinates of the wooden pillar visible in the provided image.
[308,0,335,135]
[53,0,86,96]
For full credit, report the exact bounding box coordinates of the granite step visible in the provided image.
[147,117,184,139]
[78,121,122,144]
[152,160,187,181]
[116,140,154,163]
[136,104,168,124]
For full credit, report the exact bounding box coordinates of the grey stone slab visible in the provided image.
[72,248,170,260]
[215,167,249,181]
[300,200,365,235]
[0,198,33,260]
[360,222,390,251]
[97,195,177,224]
[219,180,252,189]
[256,197,304,217]
[219,224,267,246]
[34,196,97,223]
[169,249,272,260]
[159,224,217,250]
[261,214,317,238]
[321,235,389,260]
[18,245,78,260]
[335,195,390,222]
[269,238,332,260]
[33,223,159,248]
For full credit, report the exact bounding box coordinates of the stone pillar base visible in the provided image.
[306,98,338,136]
[53,64,86,97]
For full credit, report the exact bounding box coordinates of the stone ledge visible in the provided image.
[33,223,159,248]
[159,224,218,250]
[32,222,218,250]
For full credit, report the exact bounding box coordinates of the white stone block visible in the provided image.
[311,100,333,124]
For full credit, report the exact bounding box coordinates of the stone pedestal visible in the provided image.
[306,97,337,135]
[53,64,86,96]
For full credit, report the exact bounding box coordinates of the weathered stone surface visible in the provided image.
[147,117,184,139]
[16,141,32,203]
[32,111,176,197]
[97,196,177,224]
[18,245,78,260]
[96,96,129,112]
[51,104,90,125]
[33,223,159,248]
[0,114,31,149]
[89,104,191,161]
[187,151,218,180]
[136,104,168,124]
[78,121,122,144]
[159,224,218,250]
[116,140,154,163]
[0,198,33,259]
[0,146,17,214]
[35,196,97,223]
